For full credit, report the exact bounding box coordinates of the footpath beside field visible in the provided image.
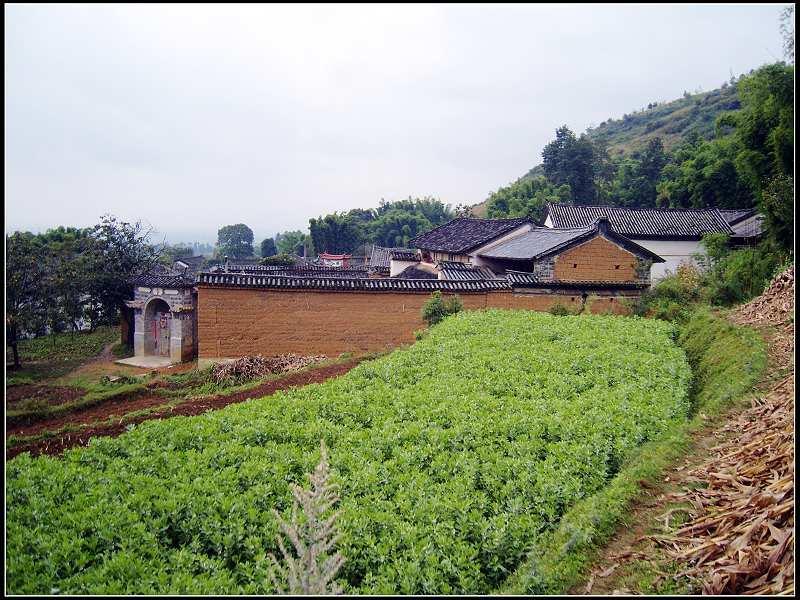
[6,356,365,459]
[574,267,794,595]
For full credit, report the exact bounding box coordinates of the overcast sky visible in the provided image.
[5,4,788,244]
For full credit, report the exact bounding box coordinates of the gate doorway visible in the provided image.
[144,298,172,357]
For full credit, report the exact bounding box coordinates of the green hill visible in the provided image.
[472,82,741,217]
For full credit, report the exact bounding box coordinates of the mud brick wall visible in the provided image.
[553,236,638,282]
[197,286,639,360]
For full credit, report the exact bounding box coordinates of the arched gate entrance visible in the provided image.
[143,298,172,357]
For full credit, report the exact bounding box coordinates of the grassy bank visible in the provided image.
[500,307,767,594]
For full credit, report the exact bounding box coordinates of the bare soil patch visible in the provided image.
[6,385,85,408]
[7,357,364,459]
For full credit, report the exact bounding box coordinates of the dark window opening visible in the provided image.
[573,263,577,268]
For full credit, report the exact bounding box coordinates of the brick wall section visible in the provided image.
[553,236,638,282]
[197,286,639,359]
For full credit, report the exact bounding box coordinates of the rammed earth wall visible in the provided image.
[196,287,636,361]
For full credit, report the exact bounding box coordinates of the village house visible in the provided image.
[541,202,763,279]
[192,216,666,363]
[132,204,775,365]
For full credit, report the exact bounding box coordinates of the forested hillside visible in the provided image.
[513,82,741,187]
[479,63,792,244]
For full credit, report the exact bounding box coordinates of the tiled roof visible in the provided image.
[506,271,649,289]
[369,245,413,273]
[215,264,368,277]
[133,272,194,288]
[392,265,438,279]
[730,214,765,239]
[174,255,205,267]
[545,203,733,239]
[479,226,593,260]
[717,208,764,239]
[197,272,510,293]
[389,249,420,262]
[480,220,665,263]
[437,261,498,281]
[409,217,532,253]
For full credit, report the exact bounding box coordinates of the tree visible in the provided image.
[759,174,794,252]
[308,213,363,254]
[82,215,162,328]
[485,176,570,222]
[275,230,307,255]
[369,210,432,247]
[541,126,597,203]
[260,237,277,257]
[6,233,46,368]
[610,137,668,208]
[217,224,255,259]
[780,5,794,63]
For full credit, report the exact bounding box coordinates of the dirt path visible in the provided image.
[574,269,794,595]
[7,357,364,460]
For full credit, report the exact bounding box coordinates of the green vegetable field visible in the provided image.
[6,310,691,594]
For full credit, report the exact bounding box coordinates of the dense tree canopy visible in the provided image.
[5,216,161,367]
[275,230,308,256]
[216,224,254,259]
[485,62,793,255]
[541,126,597,203]
[309,197,453,254]
[260,238,277,258]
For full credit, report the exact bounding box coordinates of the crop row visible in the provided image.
[6,310,691,594]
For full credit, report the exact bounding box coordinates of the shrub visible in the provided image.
[548,302,580,316]
[421,291,462,326]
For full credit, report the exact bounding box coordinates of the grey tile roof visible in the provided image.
[479,226,594,260]
[197,272,511,293]
[717,208,757,225]
[506,270,649,289]
[369,245,413,273]
[437,261,498,280]
[214,264,369,277]
[389,249,420,262]
[545,203,734,239]
[479,221,665,263]
[133,272,194,288]
[730,214,765,239]
[409,217,532,253]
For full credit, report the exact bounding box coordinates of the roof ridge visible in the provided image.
[546,201,728,214]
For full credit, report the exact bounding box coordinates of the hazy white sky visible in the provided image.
[5,3,788,244]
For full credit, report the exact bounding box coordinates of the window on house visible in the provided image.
[614,264,620,270]
[573,263,578,268]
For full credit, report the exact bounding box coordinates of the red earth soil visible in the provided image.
[6,385,85,407]
[7,357,364,459]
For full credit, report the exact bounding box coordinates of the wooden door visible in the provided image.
[156,312,171,357]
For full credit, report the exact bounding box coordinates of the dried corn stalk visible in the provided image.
[651,374,794,594]
[211,354,326,386]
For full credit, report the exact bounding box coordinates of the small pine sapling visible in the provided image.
[268,440,345,595]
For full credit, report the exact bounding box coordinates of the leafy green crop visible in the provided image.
[6,310,690,594]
